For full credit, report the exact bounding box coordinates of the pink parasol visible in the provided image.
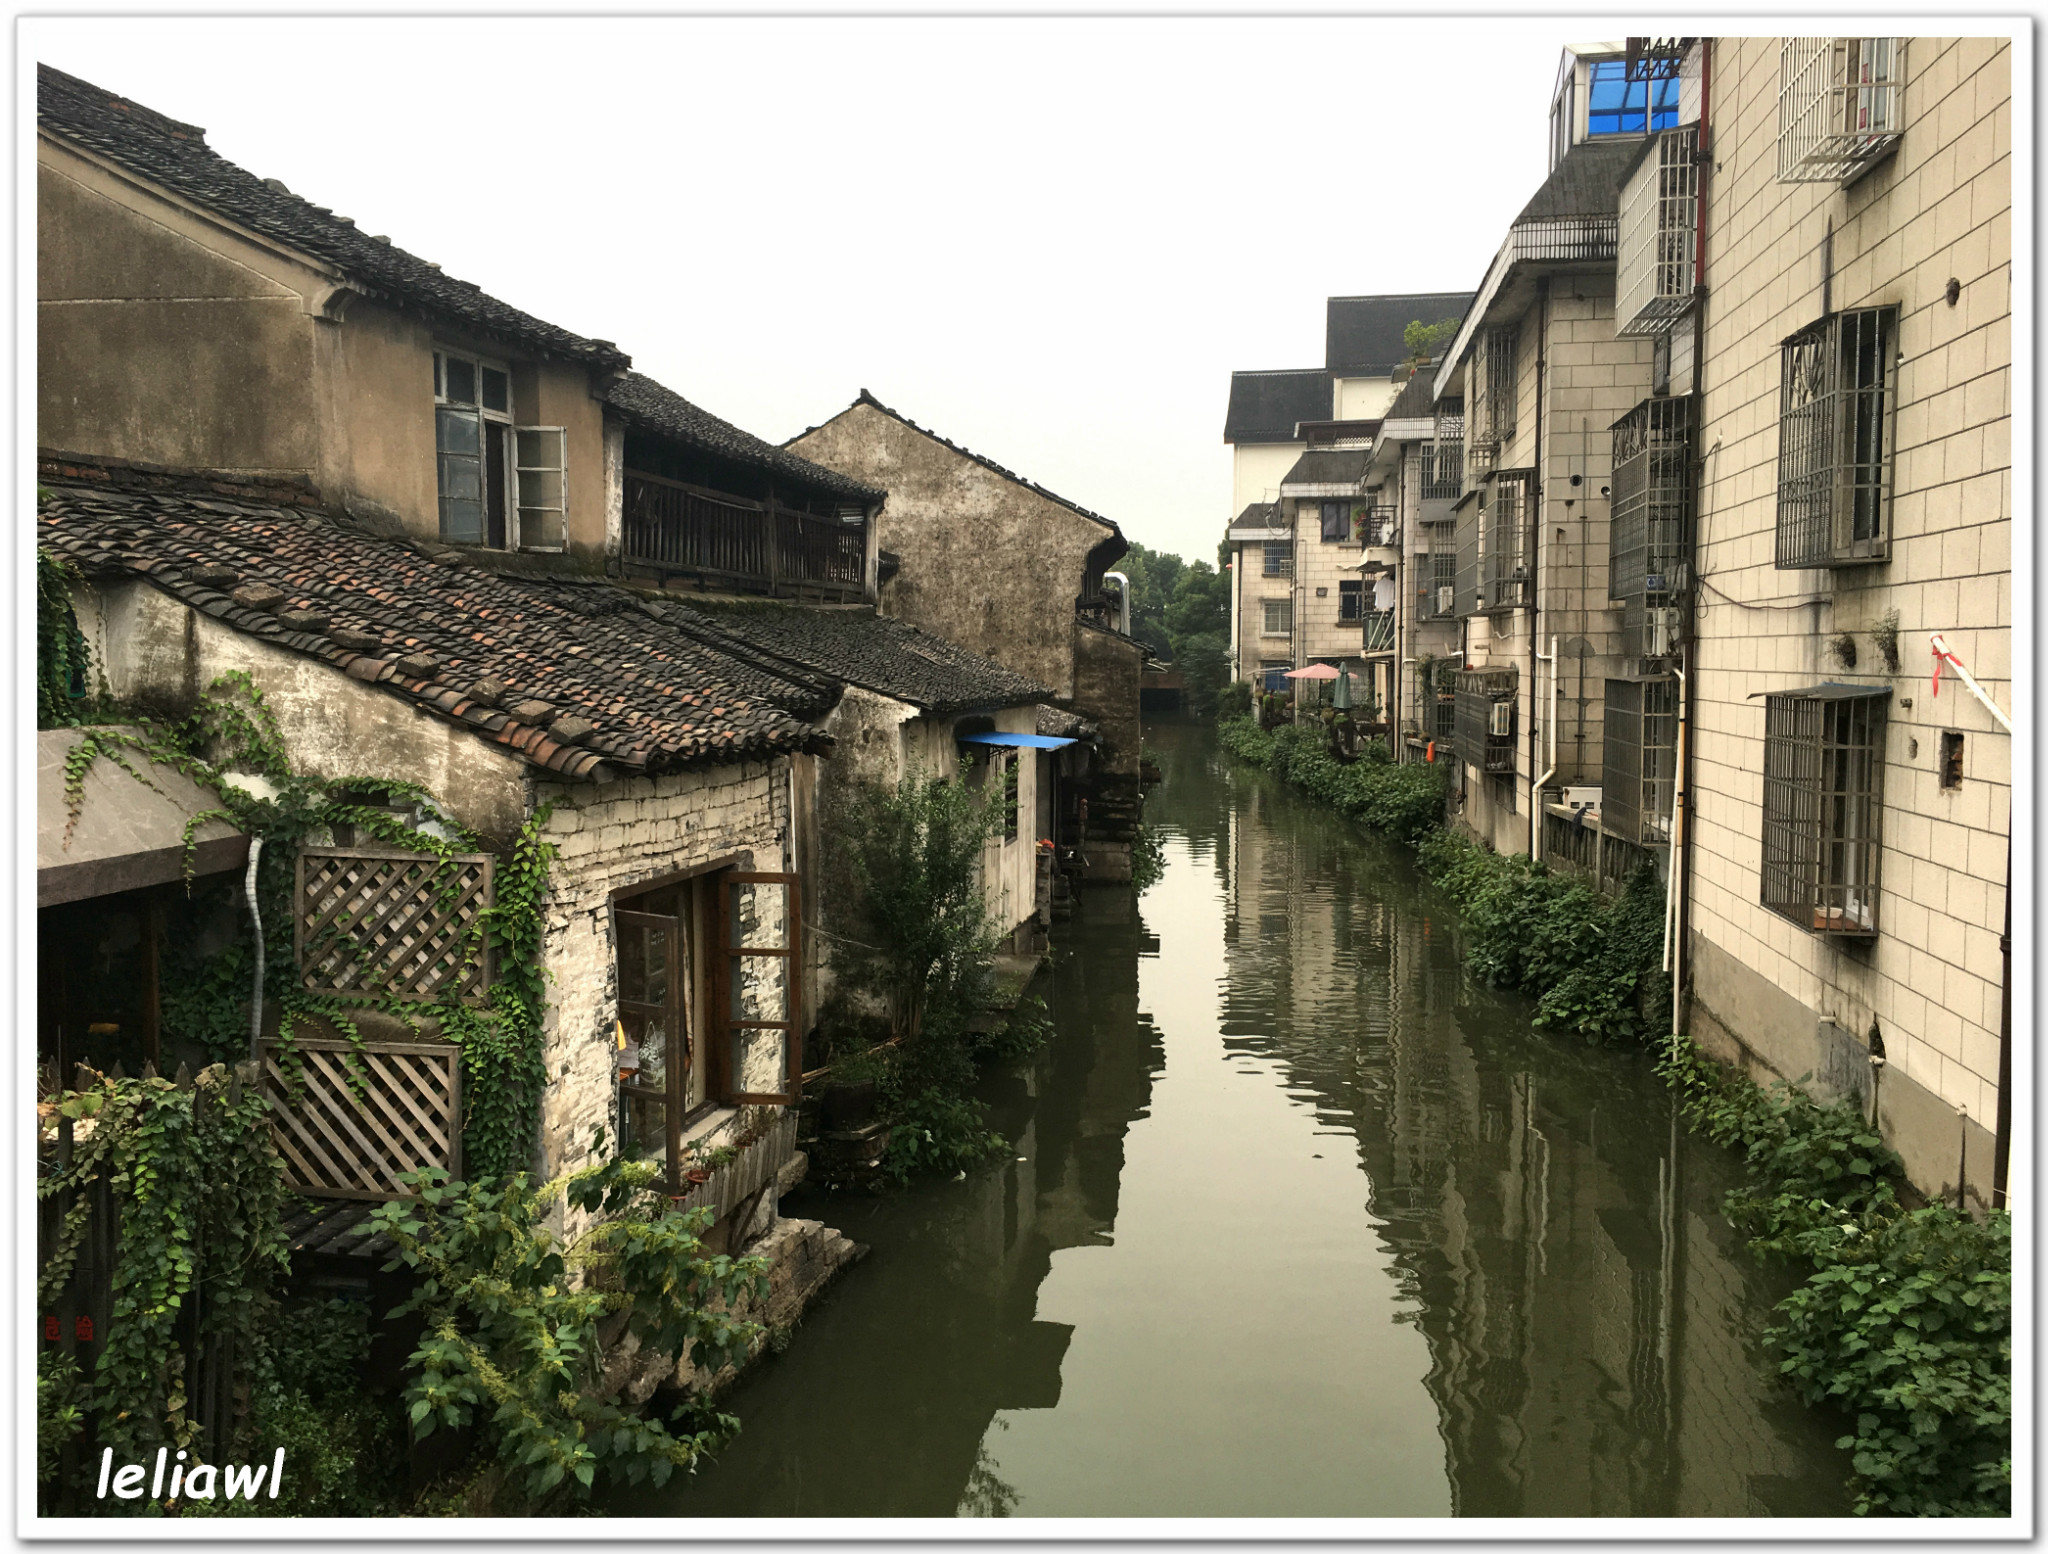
[1283,663,1341,680]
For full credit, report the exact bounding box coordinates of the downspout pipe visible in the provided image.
[1674,38,1713,1058]
[1529,277,1549,850]
[244,837,266,1062]
[1104,571,1132,638]
[1533,635,1558,860]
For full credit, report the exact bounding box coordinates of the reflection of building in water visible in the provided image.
[1225,798,1844,1516]
[645,886,1164,1518]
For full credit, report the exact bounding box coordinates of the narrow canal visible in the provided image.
[615,718,1851,1519]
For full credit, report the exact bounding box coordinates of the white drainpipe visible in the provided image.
[1532,636,1557,860]
[1104,571,1132,637]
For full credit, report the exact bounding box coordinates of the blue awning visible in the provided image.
[955,732,1079,750]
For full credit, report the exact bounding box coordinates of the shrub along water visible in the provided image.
[1216,709,2010,1516]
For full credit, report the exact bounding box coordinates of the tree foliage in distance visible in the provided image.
[1112,540,1232,714]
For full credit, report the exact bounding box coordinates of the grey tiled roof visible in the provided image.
[38,471,832,780]
[1223,369,1330,444]
[656,600,1053,716]
[37,64,629,372]
[606,372,884,506]
[1280,449,1371,487]
[1326,293,1473,377]
[1515,137,1641,222]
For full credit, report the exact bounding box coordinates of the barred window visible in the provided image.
[1420,539,1457,620]
[1760,685,1888,937]
[1263,541,1294,578]
[1423,400,1465,501]
[1602,677,1679,846]
[1453,503,1481,619]
[1610,396,1694,667]
[1776,306,1897,568]
[1455,668,1517,774]
[1475,327,1519,449]
[1779,39,1904,184]
[1261,597,1293,637]
[1484,469,1536,612]
[1338,579,1363,622]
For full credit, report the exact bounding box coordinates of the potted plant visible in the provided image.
[818,1045,890,1132]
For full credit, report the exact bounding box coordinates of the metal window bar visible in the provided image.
[1432,691,1456,750]
[1760,688,1887,937]
[1422,541,1458,620]
[1601,677,1679,846]
[1617,127,1701,334]
[1358,504,1399,548]
[1778,38,1904,184]
[1483,470,1536,612]
[1362,609,1396,653]
[1453,506,1481,619]
[1338,582,1363,622]
[1263,541,1295,579]
[1423,400,1465,501]
[1610,395,1695,667]
[1477,328,1519,448]
[1455,668,1518,774]
[1775,307,1896,568]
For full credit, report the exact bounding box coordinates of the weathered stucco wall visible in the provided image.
[75,577,531,841]
[39,145,324,478]
[40,136,610,563]
[1073,622,1144,781]
[788,402,1116,702]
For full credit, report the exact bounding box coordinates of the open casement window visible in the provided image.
[1760,686,1888,938]
[616,907,686,1183]
[433,350,567,552]
[718,873,801,1105]
[1775,307,1897,568]
[514,428,567,551]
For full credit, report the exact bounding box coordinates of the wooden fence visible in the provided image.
[296,846,492,1005]
[260,1037,462,1200]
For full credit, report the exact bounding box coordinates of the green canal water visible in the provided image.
[611,718,1851,1519]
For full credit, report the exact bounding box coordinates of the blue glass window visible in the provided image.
[1585,59,1679,137]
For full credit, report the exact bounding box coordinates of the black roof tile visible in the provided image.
[1325,292,1473,377]
[37,64,628,372]
[1280,449,1371,487]
[1515,137,1641,223]
[606,372,884,506]
[1223,369,1330,444]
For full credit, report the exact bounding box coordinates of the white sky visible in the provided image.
[28,16,1581,562]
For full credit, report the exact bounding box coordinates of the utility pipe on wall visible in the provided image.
[1104,571,1133,638]
[244,837,266,1062]
[1532,635,1558,860]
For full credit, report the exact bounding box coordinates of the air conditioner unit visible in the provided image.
[1437,586,1455,615]
[1489,701,1513,738]
[1646,606,1681,658]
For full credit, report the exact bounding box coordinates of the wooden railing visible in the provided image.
[624,471,866,598]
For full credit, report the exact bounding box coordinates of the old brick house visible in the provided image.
[787,393,1147,884]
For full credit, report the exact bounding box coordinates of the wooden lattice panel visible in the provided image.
[296,846,492,1004]
[261,1038,462,1200]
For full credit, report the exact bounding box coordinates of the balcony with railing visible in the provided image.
[1617,126,1700,336]
[1361,608,1396,654]
[1483,469,1536,613]
[622,471,868,600]
[1356,504,1400,550]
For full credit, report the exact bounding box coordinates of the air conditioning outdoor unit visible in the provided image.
[1645,606,1681,658]
[1488,701,1513,738]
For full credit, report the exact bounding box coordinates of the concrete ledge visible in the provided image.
[1689,931,1997,1214]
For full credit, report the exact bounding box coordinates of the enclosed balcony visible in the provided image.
[622,474,867,600]
[1617,126,1701,336]
[1609,395,1695,670]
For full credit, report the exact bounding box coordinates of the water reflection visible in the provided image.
[613,720,1848,1519]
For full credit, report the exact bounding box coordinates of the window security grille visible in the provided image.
[1338,579,1363,622]
[1472,329,1519,461]
[1617,126,1701,336]
[1261,597,1293,637]
[1423,400,1465,501]
[1432,691,1456,750]
[1779,39,1904,184]
[1601,677,1679,846]
[1484,470,1536,612]
[1760,686,1888,937]
[1610,395,1695,668]
[1420,541,1457,620]
[1358,505,1399,547]
[1454,505,1481,619]
[1263,540,1295,578]
[1455,667,1518,774]
[1776,307,1897,568]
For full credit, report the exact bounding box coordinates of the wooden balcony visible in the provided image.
[623,471,868,601]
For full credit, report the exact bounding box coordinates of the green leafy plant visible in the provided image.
[1220,717,1446,846]
[1403,315,1463,365]
[1130,822,1166,892]
[38,545,102,729]
[364,1139,770,1504]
